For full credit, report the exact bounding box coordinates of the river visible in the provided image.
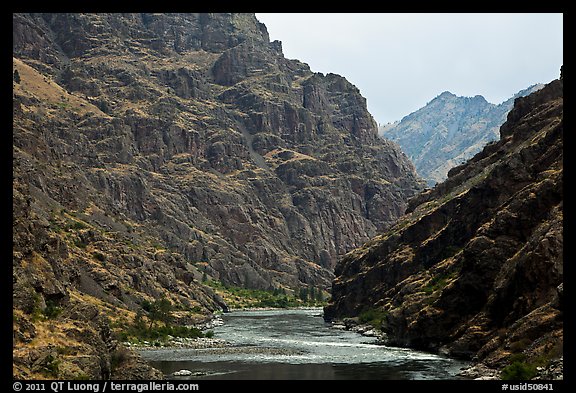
[139,308,469,380]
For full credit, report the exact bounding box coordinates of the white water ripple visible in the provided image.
[140,308,469,379]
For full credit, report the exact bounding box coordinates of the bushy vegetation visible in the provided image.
[358,308,388,330]
[500,345,563,381]
[119,318,207,342]
[422,270,458,294]
[205,280,327,309]
[117,298,212,343]
[110,347,131,372]
[39,354,60,378]
[29,293,63,322]
[501,354,538,380]
[43,299,63,319]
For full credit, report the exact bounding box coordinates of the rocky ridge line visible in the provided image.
[380,84,544,186]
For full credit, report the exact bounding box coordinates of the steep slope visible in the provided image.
[381,85,544,186]
[13,13,423,292]
[13,13,424,378]
[325,74,563,378]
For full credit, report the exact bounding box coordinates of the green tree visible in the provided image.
[133,310,146,333]
[141,300,153,312]
[148,298,173,330]
[298,287,308,302]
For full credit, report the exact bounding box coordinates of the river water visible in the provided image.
[140,308,469,380]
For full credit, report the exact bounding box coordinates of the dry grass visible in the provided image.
[13,57,109,118]
[68,289,136,325]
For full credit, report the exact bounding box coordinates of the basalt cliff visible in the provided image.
[325,74,563,378]
[13,13,423,379]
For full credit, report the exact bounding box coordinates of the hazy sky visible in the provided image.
[256,13,563,125]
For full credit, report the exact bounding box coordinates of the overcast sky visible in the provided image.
[256,13,563,125]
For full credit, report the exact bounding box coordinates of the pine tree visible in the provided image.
[298,287,308,302]
[309,286,316,303]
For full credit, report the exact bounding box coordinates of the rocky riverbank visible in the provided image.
[330,318,386,340]
[457,357,563,380]
[125,337,230,350]
[328,318,562,380]
[328,318,497,379]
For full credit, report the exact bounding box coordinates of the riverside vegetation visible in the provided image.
[114,298,213,345]
[204,279,327,309]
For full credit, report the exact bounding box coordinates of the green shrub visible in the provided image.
[358,308,388,329]
[92,251,106,262]
[40,354,60,378]
[29,292,44,321]
[74,239,87,249]
[117,331,130,342]
[43,300,62,319]
[141,300,153,313]
[71,373,91,380]
[422,271,458,294]
[67,220,88,230]
[501,360,537,380]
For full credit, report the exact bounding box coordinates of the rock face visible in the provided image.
[13,13,423,292]
[325,75,563,377]
[13,13,424,378]
[380,85,544,186]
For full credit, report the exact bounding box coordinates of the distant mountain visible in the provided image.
[380,84,544,186]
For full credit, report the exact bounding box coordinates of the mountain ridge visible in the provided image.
[380,84,545,186]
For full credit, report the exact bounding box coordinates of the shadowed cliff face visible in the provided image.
[325,76,563,374]
[13,13,424,378]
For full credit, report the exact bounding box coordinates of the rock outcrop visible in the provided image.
[325,74,563,378]
[380,84,544,186]
[13,13,424,378]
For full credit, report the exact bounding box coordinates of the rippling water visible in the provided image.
[140,308,469,380]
